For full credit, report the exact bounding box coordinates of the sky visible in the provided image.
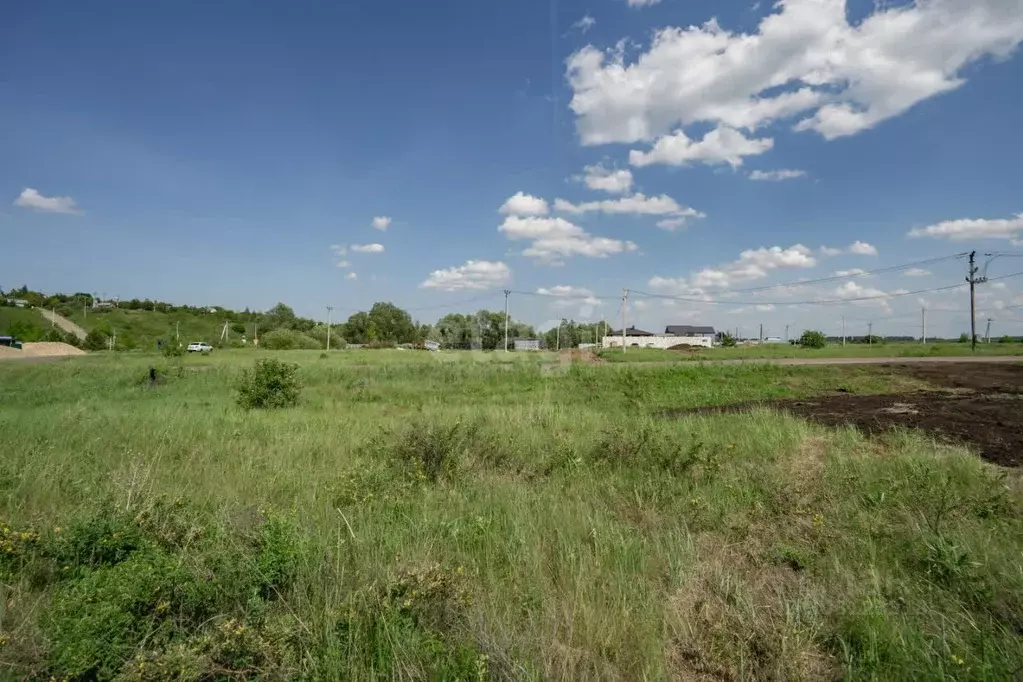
[3,0,1023,339]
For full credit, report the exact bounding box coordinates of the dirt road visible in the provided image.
[37,308,87,340]
[618,355,1023,368]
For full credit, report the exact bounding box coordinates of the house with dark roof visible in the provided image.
[605,326,655,337]
[665,325,716,339]
[602,324,716,349]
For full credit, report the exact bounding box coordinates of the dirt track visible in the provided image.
[623,355,1023,367]
[665,362,1023,467]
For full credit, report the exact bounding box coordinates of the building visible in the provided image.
[602,324,716,349]
[513,338,542,351]
[4,299,29,308]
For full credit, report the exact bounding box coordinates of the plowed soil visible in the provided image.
[664,362,1023,467]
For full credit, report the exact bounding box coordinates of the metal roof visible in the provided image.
[665,325,716,336]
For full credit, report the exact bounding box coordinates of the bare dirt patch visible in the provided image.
[0,342,87,360]
[664,362,1023,468]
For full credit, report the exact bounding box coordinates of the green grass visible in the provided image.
[0,307,48,338]
[598,341,1023,363]
[1,351,1020,680]
[66,307,237,351]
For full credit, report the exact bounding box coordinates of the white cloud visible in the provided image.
[820,246,842,256]
[420,260,511,291]
[499,191,549,216]
[335,260,351,269]
[576,163,634,194]
[756,304,776,312]
[630,126,773,168]
[567,0,1023,148]
[330,244,348,256]
[372,216,392,231]
[572,14,596,34]
[537,285,602,308]
[832,280,891,308]
[749,169,807,181]
[833,268,868,277]
[554,192,704,220]
[908,213,1023,240]
[656,218,688,231]
[904,267,931,277]
[13,188,81,215]
[345,272,358,280]
[498,215,637,264]
[350,243,385,253]
[627,0,661,6]
[650,244,817,293]
[848,241,878,256]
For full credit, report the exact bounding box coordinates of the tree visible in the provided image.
[958,333,970,343]
[798,330,827,349]
[998,335,1016,344]
[342,311,372,345]
[367,302,416,343]
[719,331,737,348]
[264,303,297,331]
[83,329,109,351]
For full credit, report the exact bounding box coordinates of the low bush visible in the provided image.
[259,329,322,350]
[799,330,827,349]
[236,358,302,409]
[83,329,110,351]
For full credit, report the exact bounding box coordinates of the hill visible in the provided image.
[66,307,247,351]
[0,306,57,341]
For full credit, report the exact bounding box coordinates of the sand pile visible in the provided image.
[0,342,87,360]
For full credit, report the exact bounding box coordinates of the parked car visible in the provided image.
[0,335,22,349]
[186,341,213,353]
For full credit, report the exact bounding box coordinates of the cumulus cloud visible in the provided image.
[832,280,891,308]
[537,285,602,308]
[420,260,511,291]
[649,244,817,294]
[350,243,385,253]
[335,260,351,269]
[904,268,931,277]
[833,268,868,277]
[576,163,634,194]
[820,246,842,256]
[372,216,392,231]
[345,272,358,280]
[499,215,637,265]
[908,213,1023,240]
[630,126,773,168]
[656,218,688,231]
[567,0,1023,151]
[499,191,549,216]
[848,241,878,256]
[749,169,807,181]
[627,0,662,7]
[13,188,81,214]
[554,192,704,220]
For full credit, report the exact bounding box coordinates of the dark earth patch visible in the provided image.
[664,362,1023,467]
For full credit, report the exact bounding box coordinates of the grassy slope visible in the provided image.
[1,351,1020,679]
[599,341,1023,363]
[0,306,48,337]
[66,307,238,349]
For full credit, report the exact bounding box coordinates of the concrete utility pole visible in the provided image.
[986,318,993,343]
[868,321,873,346]
[922,308,927,344]
[503,290,510,352]
[556,320,561,351]
[175,321,180,345]
[621,288,628,353]
[785,324,790,343]
[842,316,846,346]
[326,306,333,350]
[967,251,987,351]
[759,323,763,344]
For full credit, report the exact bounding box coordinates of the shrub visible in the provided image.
[162,341,185,358]
[719,332,737,348]
[83,329,110,351]
[998,335,1016,344]
[798,330,827,349]
[958,333,970,343]
[236,358,302,409]
[259,329,322,350]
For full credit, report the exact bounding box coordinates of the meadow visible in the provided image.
[1,349,1021,680]
[597,341,1023,363]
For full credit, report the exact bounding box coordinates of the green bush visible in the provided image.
[259,328,322,350]
[998,335,1016,344]
[798,330,827,349]
[162,341,185,358]
[236,358,302,409]
[719,332,737,348]
[83,329,110,351]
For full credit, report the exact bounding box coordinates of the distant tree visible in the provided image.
[5,321,44,342]
[998,335,1016,344]
[719,331,737,348]
[958,333,970,343]
[367,302,416,343]
[264,303,298,330]
[799,330,827,349]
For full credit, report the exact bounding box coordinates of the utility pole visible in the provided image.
[326,306,333,350]
[842,316,846,346]
[51,307,56,328]
[759,323,763,344]
[967,250,987,351]
[621,288,628,353]
[868,321,873,346]
[985,318,993,344]
[556,320,561,351]
[175,321,180,345]
[503,290,510,352]
[785,324,790,343]
[922,308,926,344]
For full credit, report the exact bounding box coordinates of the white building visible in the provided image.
[514,338,542,351]
[602,325,716,349]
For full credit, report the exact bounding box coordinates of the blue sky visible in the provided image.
[3,0,1023,337]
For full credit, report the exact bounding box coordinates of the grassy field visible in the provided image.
[1,350,1021,680]
[66,308,241,350]
[0,307,48,337]
[598,341,1023,363]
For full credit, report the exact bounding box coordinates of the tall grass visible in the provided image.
[0,352,1019,679]
[599,341,1023,363]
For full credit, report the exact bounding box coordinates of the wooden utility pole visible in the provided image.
[922,308,926,344]
[967,251,986,351]
[326,306,333,350]
[503,290,510,352]
[868,321,873,346]
[621,288,628,353]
